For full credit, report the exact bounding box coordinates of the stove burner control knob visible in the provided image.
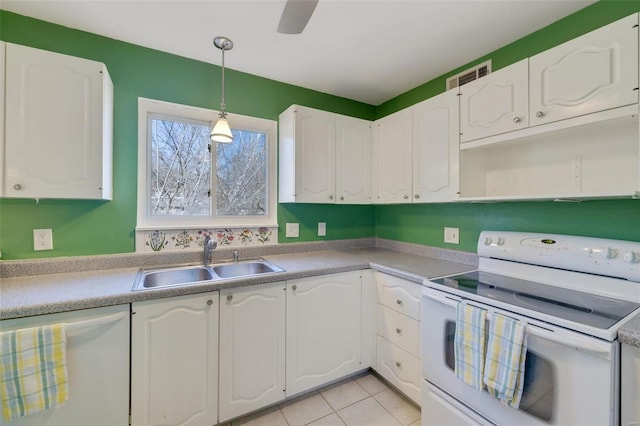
[484,237,493,245]
[600,247,618,259]
[622,251,640,264]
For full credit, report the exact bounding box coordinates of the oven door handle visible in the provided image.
[422,291,612,359]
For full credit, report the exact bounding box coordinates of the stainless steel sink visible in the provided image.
[134,266,214,290]
[211,259,284,279]
[132,259,285,290]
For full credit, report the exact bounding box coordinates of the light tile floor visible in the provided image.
[229,372,421,426]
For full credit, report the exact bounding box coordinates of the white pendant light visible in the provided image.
[211,36,234,143]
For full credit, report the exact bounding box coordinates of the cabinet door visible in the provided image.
[460,59,529,142]
[412,90,460,202]
[4,43,112,199]
[335,115,372,204]
[131,292,219,426]
[294,106,336,203]
[530,13,639,126]
[374,108,413,203]
[621,344,640,426]
[219,283,286,422]
[286,271,363,396]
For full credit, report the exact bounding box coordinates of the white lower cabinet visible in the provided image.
[374,272,422,404]
[219,283,286,422]
[131,292,219,426]
[286,270,365,397]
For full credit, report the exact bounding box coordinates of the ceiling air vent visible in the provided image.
[446,60,492,90]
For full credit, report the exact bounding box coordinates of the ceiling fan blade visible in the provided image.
[277,0,319,34]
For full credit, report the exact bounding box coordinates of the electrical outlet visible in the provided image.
[318,222,326,236]
[34,229,53,251]
[444,227,459,244]
[285,223,299,238]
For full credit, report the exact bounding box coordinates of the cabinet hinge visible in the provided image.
[207,190,211,198]
[633,24,639,28]
[208,144,211,153]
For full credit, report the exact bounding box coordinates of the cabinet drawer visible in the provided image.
[377,305,420,357]
[376,273,421,320]
[376,336,421,405]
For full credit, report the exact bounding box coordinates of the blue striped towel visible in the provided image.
[483,313,527,409]
[1,324,69,422]
[454,301,487,391]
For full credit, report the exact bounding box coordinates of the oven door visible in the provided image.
[421,286,619,426]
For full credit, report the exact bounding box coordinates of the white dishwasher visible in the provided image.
[1,304,130,426]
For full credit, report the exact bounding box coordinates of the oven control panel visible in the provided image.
[478,231,640,282]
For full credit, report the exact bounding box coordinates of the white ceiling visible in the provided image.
[1,0,596,105]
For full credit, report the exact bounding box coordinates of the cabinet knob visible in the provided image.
[292,284,297,291]
[207,299,213,306]
[414,194,419,199]
[226,295,233,301]
[13,184,23,191]
[536,111,545,118]
[396,299,403,305]
[403,194,409,200]
[329,195,334,200]
[513,116,521,123]
[395,361,402,367]
[395,328,402,334]
[340,196,344,201]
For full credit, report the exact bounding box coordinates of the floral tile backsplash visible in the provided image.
[136,227,277,253]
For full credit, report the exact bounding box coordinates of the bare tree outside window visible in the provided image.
[216,130,267,216]
[149,115,267,218]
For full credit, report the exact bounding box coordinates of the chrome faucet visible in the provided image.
[203,235,217,266]
[233,250,239,263]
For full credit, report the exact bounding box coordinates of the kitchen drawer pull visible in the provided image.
[292,284,297,291]
[66,311,127,332]
[396,299,403,305]
[513,116,521,123]
[226,295,232,302]
[13,184,23,191]
[395,328,402,334]
[536,111,545,118]
[395,361,402,367]
[207,299,214,305]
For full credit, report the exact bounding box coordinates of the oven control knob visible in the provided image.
[497,238,505,246]
[600,247,618,259]
[622,251,640,264]
[484,237,493,245]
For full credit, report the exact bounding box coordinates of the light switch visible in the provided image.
[318,222,326,236]
[286,223,299,238]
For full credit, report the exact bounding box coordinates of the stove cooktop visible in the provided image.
[432,270,640,330]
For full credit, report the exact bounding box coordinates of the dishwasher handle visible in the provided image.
[65,311,128,336]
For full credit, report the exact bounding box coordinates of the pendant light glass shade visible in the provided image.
[211,113,233,143]
[211,36,233,144]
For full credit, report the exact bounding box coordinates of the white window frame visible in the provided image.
[136,97,277,230]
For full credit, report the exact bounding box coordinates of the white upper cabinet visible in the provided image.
[412,89,460,202]
[279,105,371,204]
[459,59,529,143]
[373,108,413,203]
[2,43,113,200]
[529,13,639,127]
[335,115,372,204]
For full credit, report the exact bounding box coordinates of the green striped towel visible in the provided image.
[483,313,527,409]
[1,324,69,421]
[454,301,487,391]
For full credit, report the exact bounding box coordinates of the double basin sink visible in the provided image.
[132,259,285,291]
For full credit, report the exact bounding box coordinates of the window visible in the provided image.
[137,98,277,230]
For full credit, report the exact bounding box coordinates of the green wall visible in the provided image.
[374,0,640,253]
[0,11,375,259]
[1,0,640,260]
